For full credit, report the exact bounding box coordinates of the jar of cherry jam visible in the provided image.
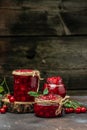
[42,76,66,98]
[34,94,63,118]
[12,69,41,102]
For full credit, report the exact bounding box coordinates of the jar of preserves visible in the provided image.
[34,94,64,118]
[12,69,41,102]
[42,76,66,98]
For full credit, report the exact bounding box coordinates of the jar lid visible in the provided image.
[12,69,40,77]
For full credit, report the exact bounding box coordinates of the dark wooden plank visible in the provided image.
[0,36,87,90]
[0,0,87,36]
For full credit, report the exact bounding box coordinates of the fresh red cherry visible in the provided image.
[75,107,81,114]
[0,108,6,114]
[7,94,12,99]
[9,96,15,103]
[65,108,74,113]
[80,107,86,113]
[2,105,8,111]
[69,108,74,113]
[65,108,70,114]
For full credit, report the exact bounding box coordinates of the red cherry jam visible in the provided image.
[34,94,63,118]
[42,83,66,98]
[12,69,40,102]
[42,76,66,98]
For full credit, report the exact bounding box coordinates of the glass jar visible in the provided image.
[42,83,66,98]
[34,94,63,118]
[12,69,40,102]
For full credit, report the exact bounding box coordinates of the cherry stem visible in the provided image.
[0,79,4,86]
[63,99,80,109]
[1,77,10,94]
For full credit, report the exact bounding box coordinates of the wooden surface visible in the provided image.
[0,96,87,130]
[0,0,87,36]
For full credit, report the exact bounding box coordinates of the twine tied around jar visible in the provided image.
[12,70,43,80]
[55,95,70,115]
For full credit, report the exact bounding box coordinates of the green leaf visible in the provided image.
[43,88,49,95]
[0,94,2,97]
[28,91,40,97]
[0,86,4,93]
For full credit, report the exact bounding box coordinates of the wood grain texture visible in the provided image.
[0,0,87,36]
[0,36,87,90]
[0,0,87,91]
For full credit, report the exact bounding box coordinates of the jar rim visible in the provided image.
[12,69,40,76]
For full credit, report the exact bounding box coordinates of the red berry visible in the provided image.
[69,108,74,113]
[75,107,81,114]
[7,94,12,99]
[9,96,15,103]
[80,107,86,113]
[0,108,6,114]
[3,105,8,111]
[65,108,70,114]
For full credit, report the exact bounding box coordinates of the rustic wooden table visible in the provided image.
[0,96,87,130]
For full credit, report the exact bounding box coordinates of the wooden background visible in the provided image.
[0,0,87,92]
[0,0,87,35]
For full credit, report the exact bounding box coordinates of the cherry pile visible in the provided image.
[7,94,15,103]
[0,77,16,114]
[0,94,15,114]
[0,104,8,114]
[63,99,87,114]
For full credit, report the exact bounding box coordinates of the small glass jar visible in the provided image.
[34,94,63,118]
[12,69,40,102]
[42,83,66,98]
